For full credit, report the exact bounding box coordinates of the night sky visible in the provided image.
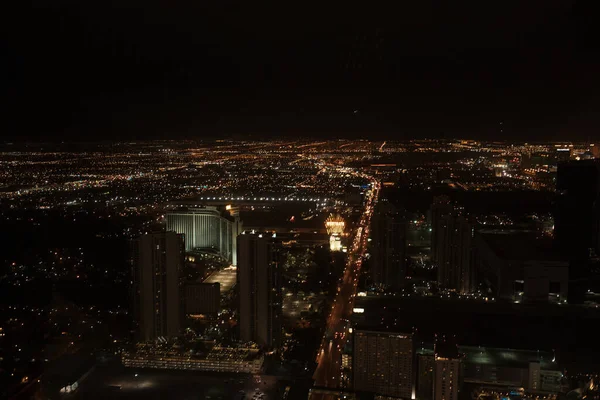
[5,1,600,141]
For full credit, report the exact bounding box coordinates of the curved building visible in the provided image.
[166,206,242,265]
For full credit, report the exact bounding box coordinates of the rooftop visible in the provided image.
[478,229,564,262]
[204,267,237,293]
[460,345,556,370]
[417,345,557,370]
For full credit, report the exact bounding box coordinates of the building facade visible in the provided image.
[237,232,282,348]
[555,160,600,262]
[353,330,413,399]
[184,282,220,315]
[122,344,264,374]
[434,357,460,400]
[371,201,407,290]
[431,196,473,294]
[473,230,568,303]
[166,206,242,264]
[555,147,571,164]
[326,213,345,252]
[417,353,435,400]
[132,231,184,342]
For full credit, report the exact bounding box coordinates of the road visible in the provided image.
[312,176,380,391]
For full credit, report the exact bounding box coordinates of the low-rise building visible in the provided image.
[122,343,264,374]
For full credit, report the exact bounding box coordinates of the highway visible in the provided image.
[312,174,380,393]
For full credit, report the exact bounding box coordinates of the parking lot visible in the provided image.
[71,364,281,400]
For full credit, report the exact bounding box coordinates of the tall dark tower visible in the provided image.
[371,201,407,290]
[555,160,600,261]
[132,231,184,342]
[237,232,282,349]
[555,160,600,303]
[431,196,453,267]
[431,196,473,294]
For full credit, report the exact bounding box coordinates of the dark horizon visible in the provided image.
[5,1,600,141]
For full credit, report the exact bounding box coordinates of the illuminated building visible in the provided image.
[434,357,460,400]
[237,232,282,348]
[353,330,413,399]
[166,206,242,264]
[591,143,600,159]
[431,196,473,294]
[417,353,435,400]
[414,344,562,400]
[122,344,264,374]
[371,201,407,290]
[555,147,571,163]
[434,339,461,400]
[461,346,561,394]
[330,235,343,252]
[326,213,345,252]
[132,231,184,341]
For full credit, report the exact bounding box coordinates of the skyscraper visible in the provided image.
[431,196,473,293]
[237,232,282,349]
[184,282,220,315]
[371,201,407,290]
[132,231,184,342]
[434,357,460,400]
[555,160,600,261]
[353,330,413,399]
[417,353,435,400]
[555,160,600,303]
[555,147,571,164]
[434,337,461,400]
[431,196,452,260]
[166,206,242,264]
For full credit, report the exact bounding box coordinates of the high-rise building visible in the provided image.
[473,228,568,302]
[371,201,407,290]
[433,337,461,400]
[555,147,571,164]
[132,231,184,342]
[417,353,435,400]
[237,232,282,348]
[166,206,242,264]
[431,197,473,293]
[431,196,453,266]
[184,282,220,315]
[555,160,600,261]
[353,330,413,399]
[555,160,600,303]
[434,357,460,400]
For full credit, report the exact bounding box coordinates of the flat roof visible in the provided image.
[460,346,556,369]
[417,345,557,370]
[204,268,237,293]
[478,229,564,262]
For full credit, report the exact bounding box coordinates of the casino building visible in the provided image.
[166,206,242,265]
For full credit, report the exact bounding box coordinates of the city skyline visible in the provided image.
[3,2,600,398]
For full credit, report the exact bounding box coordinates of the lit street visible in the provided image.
[313,172,380,391]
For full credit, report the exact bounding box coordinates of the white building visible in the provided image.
[166,206,242,264]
